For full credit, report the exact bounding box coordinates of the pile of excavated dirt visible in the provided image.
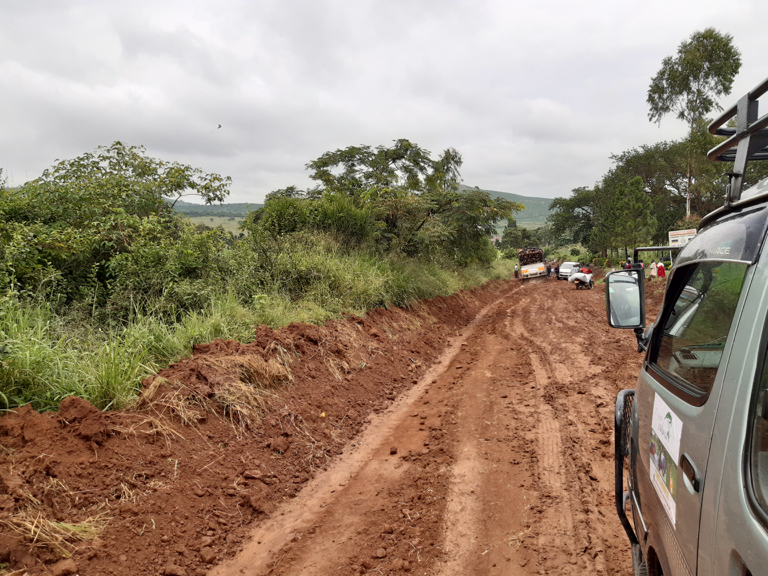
[0,279,516,576]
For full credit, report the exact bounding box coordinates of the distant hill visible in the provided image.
[171,199,261,218]
[459,185,552,228]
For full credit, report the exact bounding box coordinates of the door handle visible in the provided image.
[680,452,700,493]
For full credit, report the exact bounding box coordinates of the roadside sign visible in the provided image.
[668,229,696,247]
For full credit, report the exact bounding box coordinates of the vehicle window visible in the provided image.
[654,261,747,398]
[749,350,768,520]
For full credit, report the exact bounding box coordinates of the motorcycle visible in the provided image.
[568,271,594,290]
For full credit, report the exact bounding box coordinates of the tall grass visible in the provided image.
[0,247,514,412]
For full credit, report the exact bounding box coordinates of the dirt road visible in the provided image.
[213,280,644,576]
[0,277,658,575]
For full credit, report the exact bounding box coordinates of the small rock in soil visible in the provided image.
[51,559,78,576]
[200,546,217,564]
[389,446,398,455]
[272,437,291,454]
[249,496,277,515]
[163,563,187,576]
[375,547,387,558]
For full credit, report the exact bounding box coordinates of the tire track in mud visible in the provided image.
[528,353,578,569]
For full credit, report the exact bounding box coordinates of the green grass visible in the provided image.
[0,248,514,412]
[185,215,245,234]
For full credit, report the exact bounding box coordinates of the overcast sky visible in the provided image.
[2,0,766,203]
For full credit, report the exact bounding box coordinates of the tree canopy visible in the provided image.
[647,28,741,127]
[0,143,232,306]
[647,28,741,217]
[305,139,463,200]
[249,141,523,266]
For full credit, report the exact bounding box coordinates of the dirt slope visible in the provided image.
[0,277,664,575]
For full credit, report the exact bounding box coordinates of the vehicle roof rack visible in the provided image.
[708,75,768,205]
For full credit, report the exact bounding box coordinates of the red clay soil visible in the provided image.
[0,276,668,576]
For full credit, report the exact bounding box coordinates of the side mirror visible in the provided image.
[605,270,646,330]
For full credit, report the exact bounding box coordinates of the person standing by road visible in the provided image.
[657,261,666,278]
[546,262,551,279]
[649,260,658,280]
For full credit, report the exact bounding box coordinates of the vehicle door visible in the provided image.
[697,244,768,576]
[633,206,767,575]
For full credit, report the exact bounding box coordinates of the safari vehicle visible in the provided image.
[605,75,768,576]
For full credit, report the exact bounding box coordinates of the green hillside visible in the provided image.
[171,199,261,217]
[460,185,552,229]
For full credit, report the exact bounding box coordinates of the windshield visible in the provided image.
[676,205,768,267]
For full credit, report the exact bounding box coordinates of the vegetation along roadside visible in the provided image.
[0,140,519,412]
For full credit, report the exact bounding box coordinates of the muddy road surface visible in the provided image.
[0,277,661,575]
[215,279,650,576]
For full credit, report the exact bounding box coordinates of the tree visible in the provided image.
[305,139,462,201]
[252,141,523,265]
[547,187,597,245]
[647,28,741,216]
[264,185,306,202]
[588,187,622,258]
[41,141,231,209]
[438,187,521,264]
[613,177,657,256]
[648,28,741,126]
[0,143,232,302]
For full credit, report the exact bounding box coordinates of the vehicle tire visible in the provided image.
[589,280,594,289]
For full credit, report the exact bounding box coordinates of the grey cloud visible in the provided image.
[2,0,766,203]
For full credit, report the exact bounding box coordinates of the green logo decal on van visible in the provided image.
[650,394,682,527]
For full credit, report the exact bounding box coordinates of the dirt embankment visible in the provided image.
[0,276,667,576]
